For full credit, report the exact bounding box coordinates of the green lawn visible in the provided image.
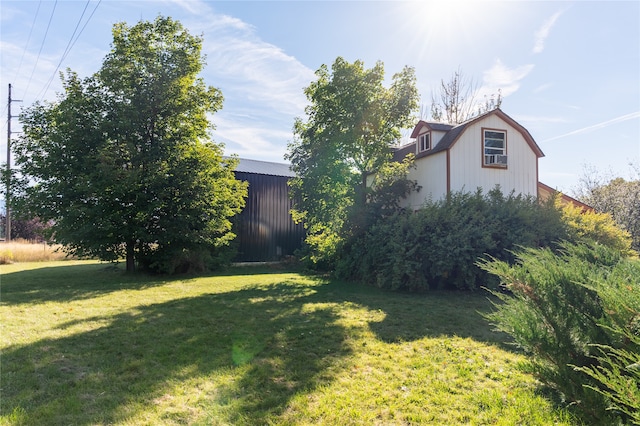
[1,261,573,425]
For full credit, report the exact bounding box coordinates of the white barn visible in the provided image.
[393,108,544,208]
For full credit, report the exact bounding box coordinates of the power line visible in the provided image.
[66,0,102,58]
[23,0,58,101]
[12,1,43,85]
[1,1,102,136]
[0,2,43,126]
[37,0,102,102]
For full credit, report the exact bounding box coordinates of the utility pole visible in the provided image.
[6,84,22,241]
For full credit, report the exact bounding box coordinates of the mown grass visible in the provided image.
[0,241,69,264]
[0,261,574,425]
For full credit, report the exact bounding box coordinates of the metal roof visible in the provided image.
[232,158,296,177]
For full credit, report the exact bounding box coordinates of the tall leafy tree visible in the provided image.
[286,57,419,265]
[13,16,247,273]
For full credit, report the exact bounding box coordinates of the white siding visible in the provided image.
[448,116,538,197]
[402,151,448,208]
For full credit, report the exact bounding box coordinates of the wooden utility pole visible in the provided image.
[6,84,12,241]
[6,84,21,241]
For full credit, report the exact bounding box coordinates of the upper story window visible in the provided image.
[418,132,431,152]
[483,128,507,167]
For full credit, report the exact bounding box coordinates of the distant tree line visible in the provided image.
[573,163,640,251]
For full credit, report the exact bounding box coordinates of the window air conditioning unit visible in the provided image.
[485,154,508,165]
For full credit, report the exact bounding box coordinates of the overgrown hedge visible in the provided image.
[480,242,640,424]
[336,188,565,290]
[336,188,634,291]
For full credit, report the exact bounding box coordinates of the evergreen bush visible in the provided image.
[480,242,640,423]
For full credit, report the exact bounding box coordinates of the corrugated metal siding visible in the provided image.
[233,171,305,262]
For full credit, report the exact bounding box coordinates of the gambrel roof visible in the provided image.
[396,108,545,161]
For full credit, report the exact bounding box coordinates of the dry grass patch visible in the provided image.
[0,240,70,263]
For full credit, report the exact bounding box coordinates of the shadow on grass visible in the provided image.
[0,262,302,305]
[3,282,351,424]
[320,279,510,347]
[0,262,171,305]
[2,264,512,424]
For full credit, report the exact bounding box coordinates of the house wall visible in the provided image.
[448,116,538,198]
[402,151,448,208]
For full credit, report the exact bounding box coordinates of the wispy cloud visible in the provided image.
[533,82,553,93]
[173,1,314,117]
[214,114,294,162]
[204,36,313,115]
[533,10,563,54]
[167,0,315,159]
[543,111,640,142]
[480,59,534,98]
[514,115,568,124]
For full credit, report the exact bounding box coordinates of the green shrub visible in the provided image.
[575,332,640,425]
[480,242,640,424]
[336,188,566,291]
[559,197,635,256]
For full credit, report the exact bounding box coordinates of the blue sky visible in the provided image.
[1,0,638,194]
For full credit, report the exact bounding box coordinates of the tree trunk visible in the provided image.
[126,240,136,272]
[350,172,369,234]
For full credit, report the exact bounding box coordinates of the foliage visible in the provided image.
[576,333,640,425]
[574,164,640,252]
[365,153,420,217]
[336,188,566,291]
[429,68,502,124]
[12,16,247,273]
[0,260,572,425]
[480,242,640,424]
[286,57,419,268]
[558,195,635,256]
[0,213,49,241]
[337,186,635,292]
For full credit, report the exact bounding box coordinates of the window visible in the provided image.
[418,132,431,152]
[483,129,507,167]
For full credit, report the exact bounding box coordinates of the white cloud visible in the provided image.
[204,36,313,115]
[214,114,293,162]
[176,1,254,33]
[171,1,314,117]
[533,10,563,54]
[543,111,640,142]
[3,0,315,163]
[480,59,534,98]
[165,0,315,160]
